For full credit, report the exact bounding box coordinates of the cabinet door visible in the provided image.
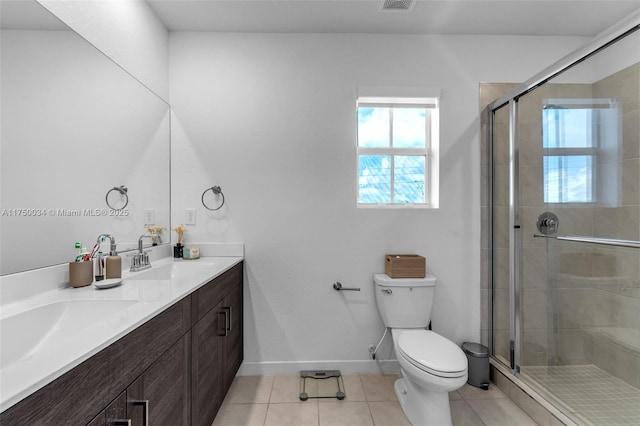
[223,284,243,389]
[127,333,190,426]
[86,391,127,426]
[192,300,226,426]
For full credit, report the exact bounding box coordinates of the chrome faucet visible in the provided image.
[129,234,156,272]
[96,233,117,256]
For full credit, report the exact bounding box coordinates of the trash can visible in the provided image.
[461,342,490,390]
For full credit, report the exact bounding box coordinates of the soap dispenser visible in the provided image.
[105,251,122,279]
[97,234,122,279]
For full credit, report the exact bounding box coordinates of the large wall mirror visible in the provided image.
[1,0,171,275]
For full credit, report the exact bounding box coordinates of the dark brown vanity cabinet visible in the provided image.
[85,322,191,426]
[86,327,191,426]
[191,263,244,426]
[86,392,127,426]
[127,333,191,425]
[0,261,243,426]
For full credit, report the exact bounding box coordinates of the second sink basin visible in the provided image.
[0,299,138,369]
[130,261,216,281]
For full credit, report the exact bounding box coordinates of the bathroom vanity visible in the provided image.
[0,258,243,426]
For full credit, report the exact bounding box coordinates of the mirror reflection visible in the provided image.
[0,0,171,275]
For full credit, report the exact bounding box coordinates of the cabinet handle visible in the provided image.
[108,420,131,426]
[131,399,149,426]
[223,306,232,331]
[218,310,228,336]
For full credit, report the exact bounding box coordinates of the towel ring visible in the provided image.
[202,185,225,211]
[105,185,128,210]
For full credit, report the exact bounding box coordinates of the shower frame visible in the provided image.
[484,9,640,419]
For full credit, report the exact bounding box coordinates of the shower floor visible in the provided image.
[523,365,640,425]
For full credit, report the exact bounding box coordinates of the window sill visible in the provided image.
[357,203,436,209]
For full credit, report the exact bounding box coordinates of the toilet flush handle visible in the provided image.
[381,289,392,294]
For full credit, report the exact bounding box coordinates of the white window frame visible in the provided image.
[356,96,439,208]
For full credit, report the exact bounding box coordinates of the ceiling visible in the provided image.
[146,0,640,36]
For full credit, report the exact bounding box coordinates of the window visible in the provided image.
[543,106,595,203]
[357,97,439,207]
[542,98,618,204]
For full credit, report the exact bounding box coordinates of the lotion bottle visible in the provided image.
[97,234,122,279]
[105,252,122,279]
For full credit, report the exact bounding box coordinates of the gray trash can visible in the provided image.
[462,342,490,390]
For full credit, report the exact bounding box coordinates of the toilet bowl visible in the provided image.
[373,273,468,426]
[392,329,468,425]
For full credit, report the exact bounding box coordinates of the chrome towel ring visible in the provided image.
[105,185,128,210]
[202,185,225,211]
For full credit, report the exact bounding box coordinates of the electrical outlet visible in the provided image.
[143,208,155,226]
[185,208,197,225]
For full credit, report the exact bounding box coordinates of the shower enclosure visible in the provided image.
[484,17,640,425]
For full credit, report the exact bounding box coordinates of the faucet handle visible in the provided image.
[127,253,140,268]
[142,251,150,266]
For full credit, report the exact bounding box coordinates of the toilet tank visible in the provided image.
[374,273,436,328]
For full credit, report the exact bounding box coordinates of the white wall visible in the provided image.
[169,32,588,373]
[37,0,169,100]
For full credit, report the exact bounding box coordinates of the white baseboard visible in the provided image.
[237,359,401,376]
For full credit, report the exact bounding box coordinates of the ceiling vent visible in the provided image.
[381,0,414,11]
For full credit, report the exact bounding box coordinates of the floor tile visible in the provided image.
[224,375,274,404]
[264,402,319,426]
[318,401,374,426]
[466,397,537,426]
[317,374,367,403]
[271,374,310,403]
[217,374,556,426]
[368,401,412,426]
[359,373,401,402]
[508,382,551,426]
[450,400,485,426]
[449,390,462,400]
[456,383,507,400]
[212,403,268,426]
[525,364,640,425]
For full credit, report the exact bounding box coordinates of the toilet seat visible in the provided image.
[397,330,467,378]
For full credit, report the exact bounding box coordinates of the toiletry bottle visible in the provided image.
[95,251,104,281]
[105,251,122,279]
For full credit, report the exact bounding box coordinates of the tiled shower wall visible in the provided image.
[479,61,640,389]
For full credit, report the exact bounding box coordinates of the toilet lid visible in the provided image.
[397,330,468,378]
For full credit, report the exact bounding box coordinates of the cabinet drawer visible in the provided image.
[192,262,243,324]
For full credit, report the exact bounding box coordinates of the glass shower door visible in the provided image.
[514,32,640,424]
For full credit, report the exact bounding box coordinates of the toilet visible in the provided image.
[374,273,468,426]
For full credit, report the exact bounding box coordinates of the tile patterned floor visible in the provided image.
[524,364,640,425]
[213,374,539,426]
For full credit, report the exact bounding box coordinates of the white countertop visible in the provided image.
[0,255,243,412]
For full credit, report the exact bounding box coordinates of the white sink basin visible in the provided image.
[131,261,216,280]
[0,299,138,369]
